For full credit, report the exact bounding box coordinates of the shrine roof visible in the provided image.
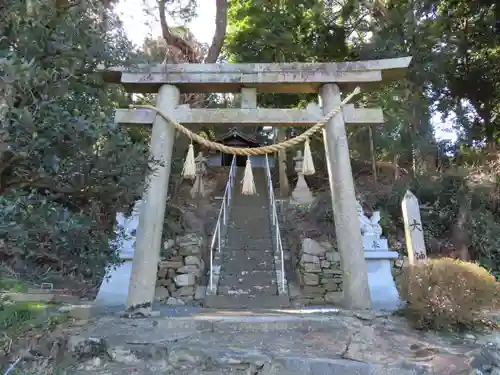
[213,128,261,147]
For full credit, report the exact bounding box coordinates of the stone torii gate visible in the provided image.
[101,57,411,314]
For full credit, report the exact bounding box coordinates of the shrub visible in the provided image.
[399,258,500,331]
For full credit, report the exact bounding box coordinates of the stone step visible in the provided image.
[217,270,276,282]
[204,294,290,309]
[218,276,277,291]
[217,284,278,296]
[222,248,274,262]
[226,235,273,243]
[221,261,275,273]
[225,237,273,246]
[227,214,271,222]
[224,246,275,255]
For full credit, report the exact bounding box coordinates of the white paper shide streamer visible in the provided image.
[181,143,196,179]
[241,157,256,195]
[302,138,315,175]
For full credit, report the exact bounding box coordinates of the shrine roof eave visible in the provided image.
[213,129,261,146]
[99,57,412,94]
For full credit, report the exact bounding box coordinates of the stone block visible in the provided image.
[157,268,167,278]
[325,291,343,303]
[167,268,177,278]
[177,265,200,274]
[179,245,202,257]
[303,273,319,286]
[167,256,183,262]
[174,273,196,287]
[160,260,183,269]
[322,269,343,278]
[319,241,334,251]
[166,297,185,305]
[300,253,320,264]
[176,286,195,297]
[322,280,343,292]
[177,233,203,247]
[288,283,302,299]
[154,286,170,301]
[308,297,327,305]
[184,255,201,267]
[157,278,168,286]
[325,251,340,262]
[167,283,177,294]
[163,239,174,251]
[303,263,322,273]
[302,238,326,256]
[362,236,389,251]
[321,260,331,268]
[194,285,206,300]
[302,285,326,297]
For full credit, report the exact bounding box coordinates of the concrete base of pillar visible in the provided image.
[365,251,401,311]
[95,260,133,307]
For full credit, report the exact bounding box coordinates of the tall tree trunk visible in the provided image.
[451,195,471,261]
[368,124,377,183]
[205,0,228,63]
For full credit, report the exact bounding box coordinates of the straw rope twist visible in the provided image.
[132,86,361,156]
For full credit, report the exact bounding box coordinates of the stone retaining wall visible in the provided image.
[297,238,344,305]
[155,233,206,305]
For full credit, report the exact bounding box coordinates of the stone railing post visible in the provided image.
[319,83,371,310]
[126,84,180,314]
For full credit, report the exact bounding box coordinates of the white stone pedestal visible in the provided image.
[364,249,401,311]
[95,202,141,307]
[95,261,133,307]
[290,174,314,206]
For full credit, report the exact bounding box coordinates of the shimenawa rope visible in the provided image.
[131,86,361,156]
[132,86,361,195]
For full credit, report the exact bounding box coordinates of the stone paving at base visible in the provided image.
[52,308,500,375]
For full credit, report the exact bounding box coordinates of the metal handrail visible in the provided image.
[209,156,236,292]
[264,155,286,294]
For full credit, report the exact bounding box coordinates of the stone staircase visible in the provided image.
[204,167,290,309]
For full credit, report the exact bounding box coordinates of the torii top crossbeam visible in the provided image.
[100,57,412,94]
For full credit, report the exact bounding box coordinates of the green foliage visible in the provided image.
[225,0,350,110]
[0,0,150,280]
[399,258,500,331]
[0,192,121,280]
[376,173,500,275]
[467,209,500,280]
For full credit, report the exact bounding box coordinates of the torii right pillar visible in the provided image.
[320,84,371,309]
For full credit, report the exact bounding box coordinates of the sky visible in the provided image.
[115,0,456,142]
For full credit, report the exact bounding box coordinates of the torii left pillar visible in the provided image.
[126,84,180,314]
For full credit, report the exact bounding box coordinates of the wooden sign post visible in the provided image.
[402,190,427,264]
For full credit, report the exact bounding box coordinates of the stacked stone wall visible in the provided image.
[155,233,206,305]
[297,238,344,305]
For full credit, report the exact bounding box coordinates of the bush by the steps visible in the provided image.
[399,258,500,331]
